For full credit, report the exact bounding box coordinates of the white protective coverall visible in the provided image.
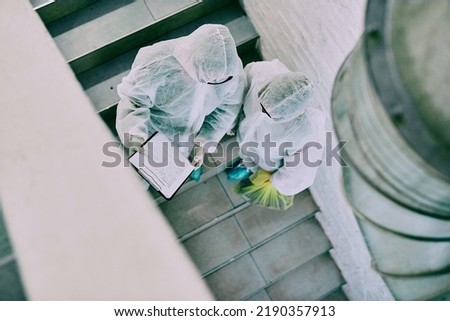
[237,59,326,196]
[116,24,245,153]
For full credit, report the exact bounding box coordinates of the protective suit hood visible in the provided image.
[258,72,313,122]
[174,24,239,84]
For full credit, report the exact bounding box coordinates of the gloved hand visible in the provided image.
[128,135,145,156]
[235,169,294,210]
[226,128,236,136]
[190,167,203,182]
[227,161,252,181]
[189,141,205,168]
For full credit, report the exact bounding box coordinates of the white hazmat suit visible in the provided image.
[237,59,326,196]
[116,24,245,155]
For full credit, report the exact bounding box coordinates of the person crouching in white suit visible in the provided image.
[228,59,326,210]
[116,24,245,181]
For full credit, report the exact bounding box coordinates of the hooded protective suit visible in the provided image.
[116,24,245,152]
[237,59,326,196]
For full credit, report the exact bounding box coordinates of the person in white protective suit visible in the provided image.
[116,24,245,179]
[228,59,326,210]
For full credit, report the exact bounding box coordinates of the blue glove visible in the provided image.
[227,163,252,181]
[190,167,203,182]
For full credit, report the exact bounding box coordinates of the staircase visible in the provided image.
[160,175,347,300]
[0,0,347,301]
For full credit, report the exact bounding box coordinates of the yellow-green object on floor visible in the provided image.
[235,169,294,210]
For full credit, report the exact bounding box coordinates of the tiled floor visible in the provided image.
[184,216,250,274]
[265,253,344,301]
[206,255,266,300]
[157,172,347,301]
[160,177,234,237]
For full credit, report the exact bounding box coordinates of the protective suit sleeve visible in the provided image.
[270,142,324,195]
[195,74,245,145]
[116,65,153,144]
[243,62,255,83]
[270,116,326,196]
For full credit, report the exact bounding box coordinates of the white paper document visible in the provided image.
[129,132,195,199]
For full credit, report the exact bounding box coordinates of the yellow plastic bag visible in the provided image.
[235,169,294,210]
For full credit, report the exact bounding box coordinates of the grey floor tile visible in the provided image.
[0,261,26,301]
[251,218,331,282]
[216,171,247,207]
[0,214,12,258]
[183,217,249,274]
[267,253,344,301]
[235,190,318,245]
[206,255,265,301]
[49,0,154,61]
[245,290,271,301]
[159,177,233,237]
[144,0,199,20]
[321,288,349,301]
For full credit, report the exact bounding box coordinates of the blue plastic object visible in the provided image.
[227,164,252,181]
[190,167,203,182]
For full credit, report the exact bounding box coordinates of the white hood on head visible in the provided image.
[174,24,240,83]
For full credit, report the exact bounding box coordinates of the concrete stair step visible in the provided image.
[45,0,235,74]
[320,286,349,301]
[32,0,98,24]
[249,218,332,282]
[182,201,323,275]
[77,3,259,120]
[169,186,319,242]
[265,252,345,301]
[197,213,337,300]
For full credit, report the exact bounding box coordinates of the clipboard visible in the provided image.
[128,132,195,199]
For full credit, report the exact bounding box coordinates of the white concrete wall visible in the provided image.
[0,0,212,300]
[243,0,393,300]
